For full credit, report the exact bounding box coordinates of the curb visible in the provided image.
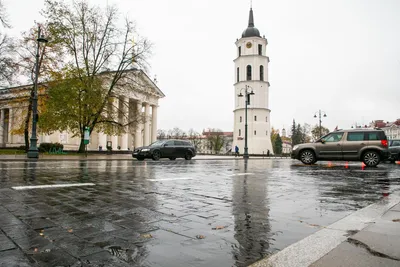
[249,195,400,267]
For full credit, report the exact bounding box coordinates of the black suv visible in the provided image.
[291,128,389,167]
[132,139,196,161]
[388,139,400,163]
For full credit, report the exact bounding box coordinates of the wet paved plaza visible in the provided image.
[1,159,400,266]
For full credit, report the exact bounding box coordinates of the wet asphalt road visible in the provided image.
[0,159,400,267]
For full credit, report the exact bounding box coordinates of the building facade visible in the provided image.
[0,69,165,151]
[232,8,274,155]
[370,119,400,140]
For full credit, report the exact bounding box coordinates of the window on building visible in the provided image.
[239,129,241,136]
[238,46,241,57]
[266,131,268,135]
[258,44,262,55]
[237,67,239,83]
[266,117,268,122]
[246,65,252,81]
[254,130,257,135]
[254,115,257,121]
[240,116,242,122]
[260,65,264,81]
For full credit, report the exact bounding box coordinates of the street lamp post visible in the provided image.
[27,26,48,159]
[238,85,255,159]
[313,110,327,138]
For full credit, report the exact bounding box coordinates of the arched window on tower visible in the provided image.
[246,65,252,81]
[239,129,241,136]
[237,67,239,83]
[240,116,242,122]
[260,65,264,81]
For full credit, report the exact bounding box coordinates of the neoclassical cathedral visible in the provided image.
[232,8,274,155]
[0,69,165,151]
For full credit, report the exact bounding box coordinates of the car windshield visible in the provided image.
[149,141,165,147]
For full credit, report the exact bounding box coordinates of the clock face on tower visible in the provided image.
[246,42,252,48]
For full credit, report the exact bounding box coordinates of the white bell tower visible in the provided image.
[233,8,274,155]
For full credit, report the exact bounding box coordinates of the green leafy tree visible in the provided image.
[291,120,301,146]
[270,128,282,154]
[39,0,152,152]
[311,125,330,141]
[274,134,283,155]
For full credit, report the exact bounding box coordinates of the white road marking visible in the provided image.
[229,173,255,176]
[12,183,96,190]
[147,178,194,181]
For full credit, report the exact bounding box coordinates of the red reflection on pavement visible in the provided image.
[345,162,349,169]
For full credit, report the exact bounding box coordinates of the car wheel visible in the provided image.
[299,150,316,165]
[184,152,192,160]
[169,157,176,160]
[137,157,145,161]
[363,151,380,167]
[152,150,161,161]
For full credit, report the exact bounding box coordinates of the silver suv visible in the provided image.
[291,128,389,167]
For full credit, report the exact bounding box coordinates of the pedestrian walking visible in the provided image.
[235,145,239,157]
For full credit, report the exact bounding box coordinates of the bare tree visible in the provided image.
[0,0,15,88]
[206,129,226,154]
[157,129,166,140]
[171,127,185,139]
[187,128,202,151]
[12,24,62,151]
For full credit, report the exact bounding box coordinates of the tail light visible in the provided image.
[381,140,388,148]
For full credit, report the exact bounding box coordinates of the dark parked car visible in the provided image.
[291,128,389,167]
[132,139,196,161]
[388,139,400,163]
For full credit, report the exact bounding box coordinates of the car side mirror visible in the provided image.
[320,139,326,144]
[163,144,168,147]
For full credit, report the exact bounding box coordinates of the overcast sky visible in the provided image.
[3,0,400,134]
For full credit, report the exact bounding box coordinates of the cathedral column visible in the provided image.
[151,105,158,143]
[0,109,4,146]
[134,100,142,148]
[144,103,150,146]
[120,96,129,150]
[98,132,107,150]
[8,108,13,144]
[111,97,119,150]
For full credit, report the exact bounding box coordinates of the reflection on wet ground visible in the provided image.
[0,159,399,266]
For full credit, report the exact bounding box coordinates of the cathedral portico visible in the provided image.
[0,69,165,151]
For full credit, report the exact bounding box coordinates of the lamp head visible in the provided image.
[314,114,317,118]
[238,93,243,97]
[249,90,255,95]
[37,35,48,44]
[323,114,327,117]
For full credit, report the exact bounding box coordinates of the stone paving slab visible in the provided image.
[0,232,16,251]
[350,230,400,260]
[310,241,400,267]
[0,249,36,267]
[391,203,400,212]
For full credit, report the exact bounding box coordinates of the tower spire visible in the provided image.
[248,8,254,27]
